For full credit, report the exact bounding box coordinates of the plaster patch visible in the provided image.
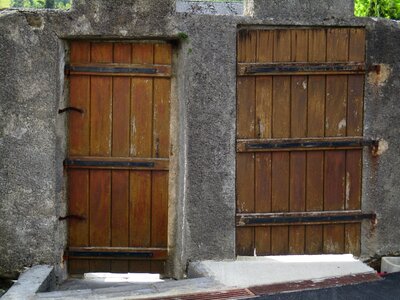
[3,116,28,139]
[368,64,392,87]
[338,118,346,131]
[373,139,389,156]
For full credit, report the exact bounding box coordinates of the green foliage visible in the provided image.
[8,0,70,9]
[355,0,400,19]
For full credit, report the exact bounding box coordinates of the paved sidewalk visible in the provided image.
[254,272,400,300]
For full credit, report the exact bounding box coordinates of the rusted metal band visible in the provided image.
[237,138,378,152]
[65,63,171,77]
[237,62,366,76]
[64,159,154,168]
[68,251,154,258]
[236,211,376,227]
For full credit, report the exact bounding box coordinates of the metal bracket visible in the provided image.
[59,215,86,221]
[58,107,84,114]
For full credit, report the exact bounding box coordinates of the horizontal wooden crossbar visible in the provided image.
[236,211,376,227]
[237,62,366,76]
[66,247,168,260]
[237,137,378,152]
[65,63,171,77]
[64,157,169,170]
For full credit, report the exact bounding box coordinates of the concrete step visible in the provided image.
[188,254,376,288]
[35,277,226,299]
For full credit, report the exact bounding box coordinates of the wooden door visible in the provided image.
[236,28,371,256]
[65,41,171,274]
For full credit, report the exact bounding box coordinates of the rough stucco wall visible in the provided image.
[177,15,237,263]
[1,0,400,280]
[0,10,66,277]
[362,19,400,259]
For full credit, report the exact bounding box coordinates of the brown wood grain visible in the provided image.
[112,43,131,157]
[237,77,256,139]
[132,44,154,64]
[255,77,272,139]
[151,171,169,248]
[131,78,153,157]
[349,28,365,62]
[67,162,90,247]
[327,28,349,62]
[154,43,172,65]
[237,30,257,63]
[326,75,347,137]
[111,171,129,247]
[305,28,327,253]
[69,42,90,157]
[130,171,151,247]
[90,43,113,156]
[345,223,361,256]
[347,75,364,137]
[255,153,272,255]
[257,30,273,62]
[153,78,171,158]
[90,170,111,247]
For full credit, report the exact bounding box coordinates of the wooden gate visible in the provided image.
[65,41,171,274]
[236,27,373,256]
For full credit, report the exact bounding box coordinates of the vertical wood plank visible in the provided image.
[255,77,272,139]
[89,171,112,242]
[154,43,172,65]
[151,261,165,275]
[236,29,257,256]
[305,152,324,254]
[129,261,151,273]
[288,29,308,254]
[153,78,170,158]
[112,43,131,157]
[69,42,90,156]
[237,78,256,139]
[327,28,349,62]
[131,78,153,157]
[345,223,361,256]
[91,43,113,63]
[257,30,273,62]
[271,152,289,254]
[130,171,151,247]
[254,30,273,255]
[111,170,129,273]
[349,28,365,62]
[151,171,169,248]
[68,41,91,273]
[324,151,346,253]
[345,150,362,255]
[289,152,306,254]
[305,29,327,254]
[89,170,111,272]
[68,169,90,274]
[90,43,113,156]
[132,44,154,64]
[269,29,291,255]
[236,153,255,256]
[347,75,364,137]
[237,30,257,63]
[325,76,348,137]
[255,153,272,255]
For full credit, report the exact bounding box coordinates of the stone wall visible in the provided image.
[1,0,400,279]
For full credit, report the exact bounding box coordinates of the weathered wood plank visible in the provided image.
[151,171,169,248]
[153,78,170,158]
[130,171,151,247]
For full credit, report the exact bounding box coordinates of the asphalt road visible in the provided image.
[254,272,400,300]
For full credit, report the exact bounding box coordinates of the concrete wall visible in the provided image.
[1,0,400,279]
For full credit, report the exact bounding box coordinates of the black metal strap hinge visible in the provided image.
[58,107,84,114]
